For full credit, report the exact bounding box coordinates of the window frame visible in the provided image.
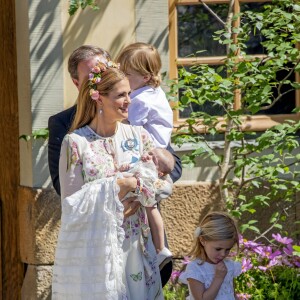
[168,0,300,132]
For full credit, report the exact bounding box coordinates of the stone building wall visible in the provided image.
[18,182,221,298]
[18,183,299,298]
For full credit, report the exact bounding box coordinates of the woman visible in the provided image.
[52,61,163,299]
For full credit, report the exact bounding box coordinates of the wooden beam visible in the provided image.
[0,0,24,298]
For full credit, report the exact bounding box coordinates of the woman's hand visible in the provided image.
[117,177,137,200]
[122,197,141,218]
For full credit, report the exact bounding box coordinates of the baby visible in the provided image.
[119,148,174,269]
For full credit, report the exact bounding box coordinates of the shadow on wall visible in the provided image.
[63,1,131,59]
[29,0,64,128]
[63,2,110,54]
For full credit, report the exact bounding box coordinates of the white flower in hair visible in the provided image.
[194,226,202,238]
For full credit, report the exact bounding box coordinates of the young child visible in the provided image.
[116,42,173,148]
[119,148,174,269]
[179,211,242,300]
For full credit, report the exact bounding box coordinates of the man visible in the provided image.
[48,45,182,287]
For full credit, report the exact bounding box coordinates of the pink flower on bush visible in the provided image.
[283,244,293,255]
[272,233,293,245]
[258,265,267,271]
[253,245,281,260]
[236,293,252,299]
[170,270,181,283]
[241,258,253,272]
[294,260,300,267]
[243,239,260,249]
[269,249,282,260]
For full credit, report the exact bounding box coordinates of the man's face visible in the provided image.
[72,55,107,90]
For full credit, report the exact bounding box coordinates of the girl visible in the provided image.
[179,211,241,300]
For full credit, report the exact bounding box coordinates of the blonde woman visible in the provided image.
[52,62,163,300]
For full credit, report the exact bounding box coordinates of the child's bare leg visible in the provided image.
[146,206,165,253]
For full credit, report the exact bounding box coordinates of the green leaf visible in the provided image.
[293,245,300,257]
[19,134,31,141]
[19,128,49,141]
[68,0,99,16]
[256,22,263,31]
[274,223,283,230]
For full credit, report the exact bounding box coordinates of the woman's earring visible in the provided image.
[99,109,103,114]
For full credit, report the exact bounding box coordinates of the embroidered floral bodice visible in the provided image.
[59,123,154,199]
[55,122,164,300]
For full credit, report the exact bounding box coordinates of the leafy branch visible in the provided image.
[19,128,49,141]
[68,0,99,16]
[170,0,300,237]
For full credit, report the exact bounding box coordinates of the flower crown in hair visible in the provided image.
[89,60,120,101]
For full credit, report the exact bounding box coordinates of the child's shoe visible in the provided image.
[157,247,173,270]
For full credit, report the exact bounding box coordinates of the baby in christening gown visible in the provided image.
[119,147,174,269]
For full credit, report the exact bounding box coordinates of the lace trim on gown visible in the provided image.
[52,176,127,300]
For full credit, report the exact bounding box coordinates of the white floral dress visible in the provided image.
[179,258,241,300]
[52,122,163,300]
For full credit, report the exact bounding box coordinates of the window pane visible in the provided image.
[179,98,225,118]
[177,4,228,57]
[258,67,296,115]
[240,3,266,55]
[179,66,226,118]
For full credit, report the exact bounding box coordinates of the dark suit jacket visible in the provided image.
[48,105,182,195]
[48,104,182,286]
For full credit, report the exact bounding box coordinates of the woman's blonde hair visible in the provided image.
[189,211,239,261]
[69,65,127,132]
[116,42,162,88]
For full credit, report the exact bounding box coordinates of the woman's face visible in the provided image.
[101,78,131,121]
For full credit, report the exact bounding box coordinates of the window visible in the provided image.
[169,0,300,131]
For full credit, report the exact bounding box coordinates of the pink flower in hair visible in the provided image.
[88,61,119,101]
[91,66,101,73]
[89,89,100,101]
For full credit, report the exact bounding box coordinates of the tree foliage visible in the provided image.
[169,0,300,236]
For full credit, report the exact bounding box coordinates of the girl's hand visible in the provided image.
[215,261,227,279]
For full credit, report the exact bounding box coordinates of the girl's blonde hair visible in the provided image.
[69,65,127,132]
[116,42,162,88]
[189,211,239,261]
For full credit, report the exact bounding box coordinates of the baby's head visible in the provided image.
[148,148,175,177]
[117,42,162,89]
[190,211,239,263]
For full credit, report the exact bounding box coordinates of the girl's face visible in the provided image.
[125,68,150,91]
[201,239,235,264]
[100,78,131,121]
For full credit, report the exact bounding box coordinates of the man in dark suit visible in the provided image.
[48,45,182,287]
